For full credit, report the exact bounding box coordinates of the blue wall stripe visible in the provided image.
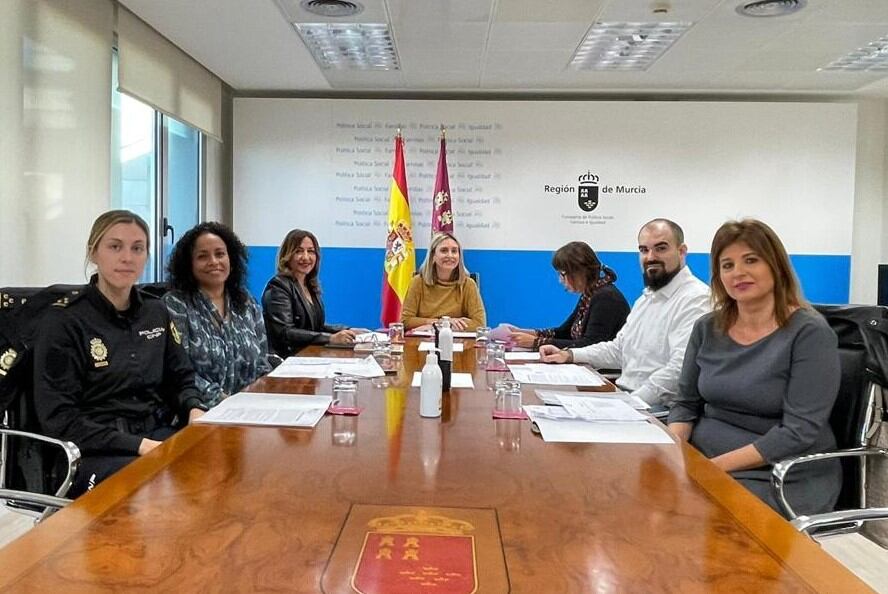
[246,246,851,330]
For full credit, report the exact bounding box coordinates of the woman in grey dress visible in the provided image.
[667,219,841,516]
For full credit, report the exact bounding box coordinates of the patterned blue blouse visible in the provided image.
[163,289,271,408]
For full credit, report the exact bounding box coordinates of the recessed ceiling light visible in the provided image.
[569,22,693,71]
[821,36,888,72]
[295,23,400,70]
[736,0,806,18]
[300,0,364,18]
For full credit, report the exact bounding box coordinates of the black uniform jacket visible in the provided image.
[34,278,201,455]
[261,274,344,357]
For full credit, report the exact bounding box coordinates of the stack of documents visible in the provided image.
[508,363,604,387]
[268,356,386,379]
[524,393,673,444]
[194,393,332,428]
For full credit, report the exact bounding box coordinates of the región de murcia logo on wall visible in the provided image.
[543,170,647,213]
[578,172,599,212]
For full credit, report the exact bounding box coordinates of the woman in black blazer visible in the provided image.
[508,242,630,349]
[262,229,363,356]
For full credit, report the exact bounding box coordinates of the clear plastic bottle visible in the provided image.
[420,352,443,417]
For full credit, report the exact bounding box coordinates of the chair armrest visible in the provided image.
[771,446,888,520]
[0,428,81,499]
[791,507,888,533]
[0,489,71,512]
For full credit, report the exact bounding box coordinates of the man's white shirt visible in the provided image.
[570,265,710,405]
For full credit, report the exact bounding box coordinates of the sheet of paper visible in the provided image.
[452,331,476,339]
[195,393,332,428]
[280,356,365,366]
[505,351,540,361]
[508,363,604,386]
[268,364,329,379]
[524,406,673,444]
[535,389,650,411]
[330,356,386,378]
[408,329,434,337]
[418,342,464,352]
[411,372,475,388]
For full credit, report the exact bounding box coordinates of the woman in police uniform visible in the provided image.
[33,210,204,496]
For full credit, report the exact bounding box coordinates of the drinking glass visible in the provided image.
[475,326,491,347]
[332,375,359,410]
[388,322,405,344]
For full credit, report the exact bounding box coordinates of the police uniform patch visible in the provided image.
[170,321,182,345]
[0,348,17,376]
[89,338,109,368]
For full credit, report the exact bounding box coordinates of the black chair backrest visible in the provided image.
[1,285,83,493]
[815,304,888,509]
[1,282,169,493]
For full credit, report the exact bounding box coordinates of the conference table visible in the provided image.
[0,339,873,593]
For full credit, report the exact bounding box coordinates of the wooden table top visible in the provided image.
[0,339,873,593]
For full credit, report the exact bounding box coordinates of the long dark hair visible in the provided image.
[551,241,616,294]
[276,229,321,296]
[710,219,807,333]
[166,222,251,313]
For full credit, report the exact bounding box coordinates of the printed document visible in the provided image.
[535,389,650,411]
[269,356,385,379]
[523,405,673,444]
[195,393,331,428]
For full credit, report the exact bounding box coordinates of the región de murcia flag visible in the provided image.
[431,129,454,235]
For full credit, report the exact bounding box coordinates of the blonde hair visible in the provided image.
[710,219,807,333]
[85,210,150,272]
[420,232,469,285]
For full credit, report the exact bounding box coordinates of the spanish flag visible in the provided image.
[380,133,415,326]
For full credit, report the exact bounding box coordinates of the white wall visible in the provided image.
[0,0,113,286]
[235,98,857,255]
[850,100,888,303]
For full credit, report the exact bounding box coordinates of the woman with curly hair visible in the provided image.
[163,222,270,409]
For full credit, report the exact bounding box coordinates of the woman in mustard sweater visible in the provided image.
[401,232,486,331]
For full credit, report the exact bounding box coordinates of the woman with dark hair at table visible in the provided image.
[667,219,841,516]
[262,228,364,356]
[507,241,629,350]
[34,210,203,496]
[163,222,270,409]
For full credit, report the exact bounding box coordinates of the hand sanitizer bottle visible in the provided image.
[420,352,443,418]
[438,316,453,391]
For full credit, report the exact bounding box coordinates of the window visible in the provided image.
[110,51,202,282]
